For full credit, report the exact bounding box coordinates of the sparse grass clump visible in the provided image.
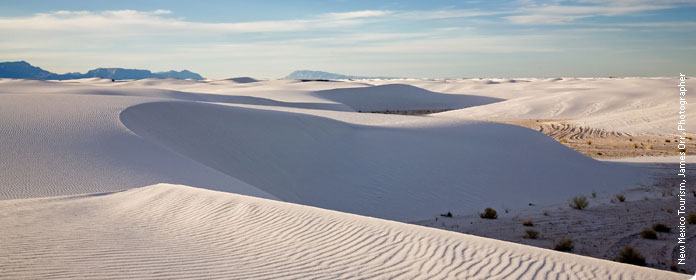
[553,237,574,252]
[640,228,657,239]
[440,211,452,218]
[559,138,568,143]
[480,208,498,219]
[522,220,534,227]
[570,196,589,210]
[615,246,646,266]
[591,191,597,198]
[523,229,539,239]
[688,212,696,224]
[616,194,625,202]
[652,223,671,233]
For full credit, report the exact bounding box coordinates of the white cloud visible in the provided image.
[507,1,684,24]
[0,9,386,34]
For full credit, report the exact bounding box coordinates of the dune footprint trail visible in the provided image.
[0,184,686,280]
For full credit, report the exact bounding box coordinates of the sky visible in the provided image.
[0,0,695,79]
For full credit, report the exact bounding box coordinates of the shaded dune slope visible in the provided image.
[121,100,642,221]
[313,84,503,112]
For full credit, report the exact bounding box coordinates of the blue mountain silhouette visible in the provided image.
[0,61,204,80]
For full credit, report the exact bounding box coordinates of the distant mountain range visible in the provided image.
[285,70,394,80]
[0,61,203,80]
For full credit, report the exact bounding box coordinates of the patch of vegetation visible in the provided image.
[591,191,597,198]
[480,208,498,219]
[553,237,574,252]
[570,196,589,210]
[652,223,671,233]
[559,138,568,143]
[640,228,657,239]
[440,211,452,218]
[522,220,534,227]
[523,229,539,239]
[616,194,625,202]
[647,145,653,149]
[615,246,646,266]
[688,212,696,224]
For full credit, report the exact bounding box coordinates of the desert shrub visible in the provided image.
[523,229,539,239]
[615,246,646,266]
[633,143,638,148]
[666,139,671,143]
[591,191,597,198]
[480,208,498,219]
[688,212,696,224]
[640,228,657,239]
[440,211,452,218]
[647,145,654,149]
[596,152,603,155]
[587,140,592,145]
[570,196,589,210]
[616,194,626,202]
[522,220,534,227]
[553,237,574,252]
[559,138,568,143]
[652,223,671,233]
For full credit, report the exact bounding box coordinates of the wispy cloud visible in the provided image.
[0,9,389,34]
[506,1,682,24]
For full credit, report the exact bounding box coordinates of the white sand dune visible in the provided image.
[0,77,686,279]
[369,78,689,135]
[0,93,273,200]
[0,184,685,280]
[0,79,644,221]
[120,100,642,221]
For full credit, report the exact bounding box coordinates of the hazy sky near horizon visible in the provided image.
[1,0,695,79]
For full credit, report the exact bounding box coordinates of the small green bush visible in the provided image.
[570,196,589,210]
[688,212,696,224]
[616,194,625,202]
[615,246,646,266]
[523,229,539,239]
[640,228,657,239]
[553,237,574,252]
[652,223,671,233]
[480,208,498,219]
